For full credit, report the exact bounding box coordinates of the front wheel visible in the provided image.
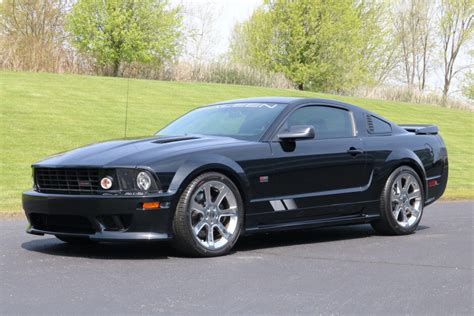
[371,166,424,235]
[172,172,244,257]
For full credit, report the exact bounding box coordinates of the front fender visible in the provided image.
[167,154,250,203]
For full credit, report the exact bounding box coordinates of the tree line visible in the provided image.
[1,0,473,103]
[230,0,473,102]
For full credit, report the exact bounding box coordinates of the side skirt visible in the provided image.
[243,213,379,236]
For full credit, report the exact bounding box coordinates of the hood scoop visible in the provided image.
[152,136,198,144]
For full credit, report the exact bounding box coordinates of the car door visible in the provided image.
[263,105,371,222]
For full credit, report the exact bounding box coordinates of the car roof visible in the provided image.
[211,96,363,112]
[210,97,405,136]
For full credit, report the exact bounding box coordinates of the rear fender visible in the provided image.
[383,149,427,198]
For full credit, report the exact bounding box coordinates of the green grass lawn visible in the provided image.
[1,71,473,212]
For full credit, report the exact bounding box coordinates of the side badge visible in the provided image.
[259,176,269,183]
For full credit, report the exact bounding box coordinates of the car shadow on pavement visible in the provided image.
[21,224,430,259]
[21,238,174,260]
[234,224,430,252]
[235,224,375,252]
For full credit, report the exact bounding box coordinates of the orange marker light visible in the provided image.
[142,201,160,209]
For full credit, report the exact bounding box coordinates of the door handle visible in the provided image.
[347,147,363,156]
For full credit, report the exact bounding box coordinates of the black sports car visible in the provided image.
[23,97,448,256]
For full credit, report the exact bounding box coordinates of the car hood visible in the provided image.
[33,135,247,167]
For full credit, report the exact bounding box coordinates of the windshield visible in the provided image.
[157,103,287,141]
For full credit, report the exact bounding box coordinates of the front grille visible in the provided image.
[35,168,108,194]
[29,213,96,234]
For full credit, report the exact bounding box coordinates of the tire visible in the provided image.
[371,166,424,235]
[172,172,244,257]
[55,235,96,245]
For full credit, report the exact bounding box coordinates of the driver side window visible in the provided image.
[281,106,354,139]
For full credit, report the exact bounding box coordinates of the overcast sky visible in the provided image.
[171,0,262,56]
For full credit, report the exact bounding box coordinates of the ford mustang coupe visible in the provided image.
[23,97,448,256]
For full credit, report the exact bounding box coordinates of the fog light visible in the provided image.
[143,201,160,209]
[137,171,152,190]
[100,176,113,190]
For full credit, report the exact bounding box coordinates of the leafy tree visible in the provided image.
[66,0,183,76]
[229,0,385,92]
[391,0,435,91]
[463,72,474,99]
[439,0,473,103]
[0,0,69,71]
[463,51,474,99]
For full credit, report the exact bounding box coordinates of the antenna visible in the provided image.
[124,75,130,138]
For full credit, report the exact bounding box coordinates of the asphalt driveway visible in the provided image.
[1,200,472,315]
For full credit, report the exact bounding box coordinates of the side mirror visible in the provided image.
[278,125,315,141]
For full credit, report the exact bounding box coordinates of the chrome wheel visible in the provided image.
[390,172,423,228]
[189,180,239,250]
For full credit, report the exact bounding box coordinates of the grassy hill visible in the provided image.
[1,71,472,212]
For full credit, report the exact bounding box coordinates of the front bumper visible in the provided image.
[22,190,176,241]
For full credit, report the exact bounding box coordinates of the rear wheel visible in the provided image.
[172,172,244,257]
[55,235,96,245]
[371,166,424,235]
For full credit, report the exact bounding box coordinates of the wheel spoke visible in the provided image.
[396,178,403,194]
[207,226,215,248]
[193,220,207,236]
[402,176,410,192]
[204,185,212,205]
[406,175,416,191]
[409,206,420,218]
[392,208,401,221]
[215,186,229,207]
[408,190,420,200]
[190,200,205,215]
[219,206,237,218]
[400,208,408,223]
[391,188,399,202]
[216,223,231,240]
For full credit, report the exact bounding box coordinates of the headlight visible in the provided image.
[116,169,160,193]
[137,171,152,191]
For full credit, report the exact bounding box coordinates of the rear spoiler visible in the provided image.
[399,124,439,135]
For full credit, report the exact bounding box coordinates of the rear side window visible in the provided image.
[367,115,392,134]
[281,106,354,139]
